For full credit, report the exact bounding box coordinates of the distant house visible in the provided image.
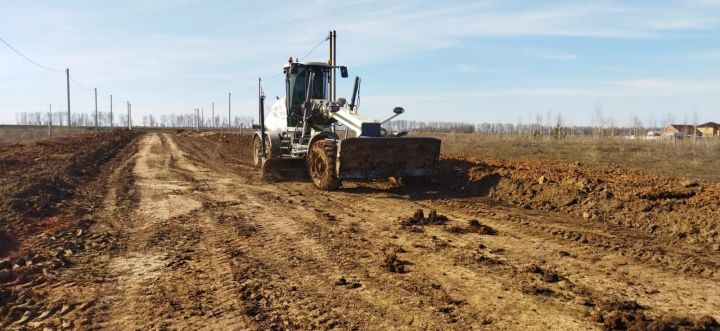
[660,124,701,139]
[697,122,720,137]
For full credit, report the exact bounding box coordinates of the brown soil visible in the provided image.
[0,129,141,257]
[591,300,719,330]
[1,131,718,330]
[439,156,720,246]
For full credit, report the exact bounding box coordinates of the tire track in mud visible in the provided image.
[169,132,718,329]
[0,133,142,330]
[423,199,720,316]
[171,135,453,328]
[168,134,598,329]
[89,133,252,330]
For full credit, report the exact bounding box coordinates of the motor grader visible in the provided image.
[253,31,440,190]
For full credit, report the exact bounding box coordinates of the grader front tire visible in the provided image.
[307,140,340,191]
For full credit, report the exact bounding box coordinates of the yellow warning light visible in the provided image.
[327,58,332,65]
[288,56,293,63]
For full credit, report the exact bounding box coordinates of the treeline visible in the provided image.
[386,119,658,137]
[15,111,661,137]
[14,111,255,128]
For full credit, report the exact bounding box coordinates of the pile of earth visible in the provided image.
[194,132,255,166]
[590,300,718,330]
[438,155,720,246]
[0,129,141,257]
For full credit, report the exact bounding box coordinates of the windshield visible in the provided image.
[287,66,329,126]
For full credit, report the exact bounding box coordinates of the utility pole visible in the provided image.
[228,92,231,130]
[195,108,199,131]
[258,77,265,156]
[48,104,52,138]
[127,101,132,130]
[66,68,71,127]
[110,94,113,128]
[201,108,204,129]
[329,30,337,101]
[94,88,98,131]
[212,101,215,130]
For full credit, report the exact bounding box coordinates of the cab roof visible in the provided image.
[282,61,331,69]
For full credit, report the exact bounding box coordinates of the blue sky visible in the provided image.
[1,0,719,126]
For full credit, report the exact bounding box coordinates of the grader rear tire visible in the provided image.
[307,140,340,191]
[253,136,262,168]
[253,135,272,168]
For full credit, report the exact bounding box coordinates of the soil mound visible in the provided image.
[11,178,74,217]
[0,129,140,257]
[590,300,718,330]
[201,132,255,165]
[438,156,720,245]
[400,209,449,227]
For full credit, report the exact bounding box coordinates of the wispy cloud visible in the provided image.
[528,50,578,61]
[366,78,720,100]
[646,17,717,30]
[688,49,720,60]
[610,79,720,93]
[454,63,480,73]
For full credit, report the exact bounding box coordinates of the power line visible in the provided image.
[299,37,329,61]
[261,72,283,81]
[238,35,328,96]
[69,75,94,91]
[0,36,64,73]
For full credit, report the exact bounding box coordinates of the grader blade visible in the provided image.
[261,158,307,181]
[337,137,441,180]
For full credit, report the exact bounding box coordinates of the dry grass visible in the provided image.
[0,125,255,146]
[0,125,98,145]
[422,132,720,183]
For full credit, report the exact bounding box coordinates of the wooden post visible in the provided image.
[110,94,113,128]
[94,88,98,131]
[66,68,71,127]
[48,104,53,138]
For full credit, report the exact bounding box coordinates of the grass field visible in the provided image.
[0,125,97,145]
[423,132,720,182]
[0,125,248,146]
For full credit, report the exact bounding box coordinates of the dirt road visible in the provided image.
[2,132,718,330]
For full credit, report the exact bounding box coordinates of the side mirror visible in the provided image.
[393,107,405,114]
[340,66,348,78]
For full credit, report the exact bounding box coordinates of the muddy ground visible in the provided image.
[1,131,718,330]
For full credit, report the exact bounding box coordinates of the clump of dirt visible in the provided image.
[471,252,504,266]
[438,156,720,245]
[400,209,449,227]
[522,285,555,296]
[334,276,362,289]
[445,225,466,234]
[590,300,719,330]
[383,245,407,273]
[466,219,497,235]
[524,264,562,283]
[445,219,497,235]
